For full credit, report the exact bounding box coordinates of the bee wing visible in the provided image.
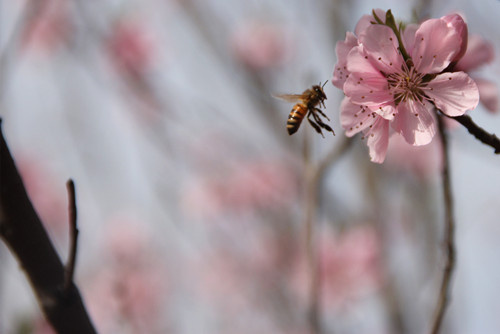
[272,93,305,103]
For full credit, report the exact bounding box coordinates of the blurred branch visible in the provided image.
[430,114,456,334]
[302,136,353,334]
[0,120,97,334]
[64,179,79,297]
[445,114,500,154]
[302,130,321,334]
[363,157,407,334]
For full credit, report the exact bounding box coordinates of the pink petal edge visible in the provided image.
[425,71,479,117]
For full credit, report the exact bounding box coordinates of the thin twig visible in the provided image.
[445,114,500,154]
[64,179,79,297]
[0,121,96,333]
[430,114,456,334]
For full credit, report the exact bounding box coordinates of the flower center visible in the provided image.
[386,66,426,105]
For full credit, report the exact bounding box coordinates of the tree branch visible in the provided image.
[0,120,97,334]
[430,114,456,334]
[446,114,500,154]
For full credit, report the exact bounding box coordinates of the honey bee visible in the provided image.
[274,81,334,137]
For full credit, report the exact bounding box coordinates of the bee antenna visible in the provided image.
[321,80,328,89]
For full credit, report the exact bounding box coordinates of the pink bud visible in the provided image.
[441,14,468,62]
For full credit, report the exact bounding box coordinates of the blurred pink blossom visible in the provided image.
[21,0,72,55]
[108,18,155,79]
[455,35,498,113]
[106,214,150,263]
[84,217,168,333]
[192,249,251,311]
[86,266,165,333]
[292,225,382,309]
[191,230,296,325]
[181,159,298,219]
[455,35,495,72]
[231,21,290,70]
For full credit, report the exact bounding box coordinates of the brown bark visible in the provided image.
[0,120,97,334]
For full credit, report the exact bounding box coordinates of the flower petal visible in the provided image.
[354,9,386,36]
[344,46,393,106]
[365,117,390,163]
[358,24,403,74]
[332,32,358,89]
[412,18,461,74]
[340,97,377,136]
[374,103,396,120]
[475,78,498,113]
[402,24,418,55]
[391,99,436,145]
[425,71,479,116]
[455,35,495,72]
[441,14,468,62]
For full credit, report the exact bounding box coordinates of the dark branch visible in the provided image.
[0,121,97,334]
[64,179,79,298]
[446,113,500,154]
[430,114,456,334]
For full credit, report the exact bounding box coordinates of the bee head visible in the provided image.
[313,80,328,100]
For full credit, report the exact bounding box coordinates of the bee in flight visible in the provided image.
[274,81,335,137]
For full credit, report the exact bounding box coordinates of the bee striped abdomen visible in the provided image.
[287,104,307,135]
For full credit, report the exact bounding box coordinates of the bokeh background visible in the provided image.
[1,0,500,333]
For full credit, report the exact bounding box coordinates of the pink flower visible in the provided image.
[332,32,357,89]
[340,98,390,163]
[333,12,479,163]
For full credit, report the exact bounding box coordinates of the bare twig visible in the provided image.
[0,120,96,334]
[445,114,500,154]
[64,179,79,297]
[430,114,456,334]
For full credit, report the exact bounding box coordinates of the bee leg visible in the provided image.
[321,123,335,136]
[307,114,324,138]
[315,108,330,121]
[312,111,335,136]
[311,111,324,124]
